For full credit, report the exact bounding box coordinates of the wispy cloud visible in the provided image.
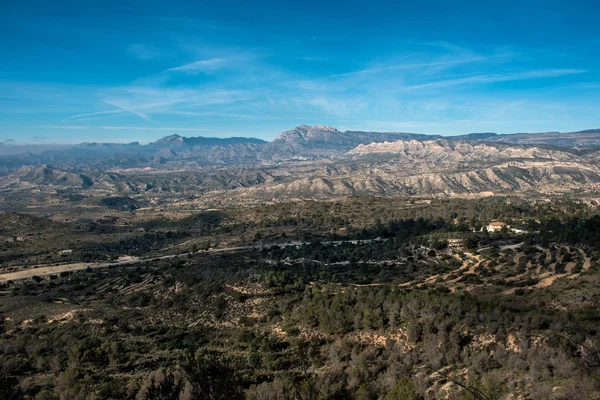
[21,37,595,140]
[60,87,254,125]
[42,125,207,132]
[62,109,124,122]
[163,57,228,74]
[304,96,368,117]
[42,125,90,129]
[103,99,156,123]
[169,110,286,120]
[326,55,496,79]
[408,69,588,90]
[100,126,206,131]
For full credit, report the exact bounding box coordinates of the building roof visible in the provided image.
[488,221,506,226]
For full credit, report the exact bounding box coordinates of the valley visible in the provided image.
[2,126,600,399]
[2,126,600,212]
[4,1,600,398]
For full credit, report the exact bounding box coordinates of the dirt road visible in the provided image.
[0,239,379,282]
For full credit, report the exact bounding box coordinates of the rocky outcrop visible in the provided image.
[347,139,578,163]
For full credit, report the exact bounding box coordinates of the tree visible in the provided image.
[144,370,183,400]
[182,350,244,400]
[384,378,420,400]
[0,368,23,400]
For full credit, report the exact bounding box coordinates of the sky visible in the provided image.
[1,0,600,144]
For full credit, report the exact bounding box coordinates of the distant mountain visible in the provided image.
[149,134,266,148]
[150,134,185,147]
[261,125,439,158]
[447,132,499,141]
[0,144,77,156]
[482,129,600,148]
[0,134,268,174]
[2,126,600,176]
[0,152,42,175]
[141,134,268,164]
[0,165,93,190]
[2,130,600,201]
[225,139,600,200]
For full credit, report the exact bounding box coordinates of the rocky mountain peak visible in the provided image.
[151,134,184,146]
[277,125,342,141]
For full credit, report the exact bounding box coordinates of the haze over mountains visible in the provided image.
[2,124,600,203]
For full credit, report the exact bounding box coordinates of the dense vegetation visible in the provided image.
[1,197,600,399]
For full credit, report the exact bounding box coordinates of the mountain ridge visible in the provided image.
[2,125,600,175]
[2,130,600,200]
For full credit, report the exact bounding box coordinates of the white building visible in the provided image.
[486,221,509,233]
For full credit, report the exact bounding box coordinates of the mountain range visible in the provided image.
[2,125,600,201]
[2,125,600,173]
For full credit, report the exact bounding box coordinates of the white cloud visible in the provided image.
[42,125,207,132]
[103,99,156,123]
[408,69,588,90]
[163,57,227,74]
[63,109,125,122]
[29,39,595,139]
[327,56,495,79]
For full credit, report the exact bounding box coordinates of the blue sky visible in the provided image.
[1,0,600,143]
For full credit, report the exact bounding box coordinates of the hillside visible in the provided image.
[2,126,600,175]
[2,197,600,399]
[347,139,579,162]
[0,165,93,190]
[1,126,600,206]
[1,138,600,206]
[219,140,600,199]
